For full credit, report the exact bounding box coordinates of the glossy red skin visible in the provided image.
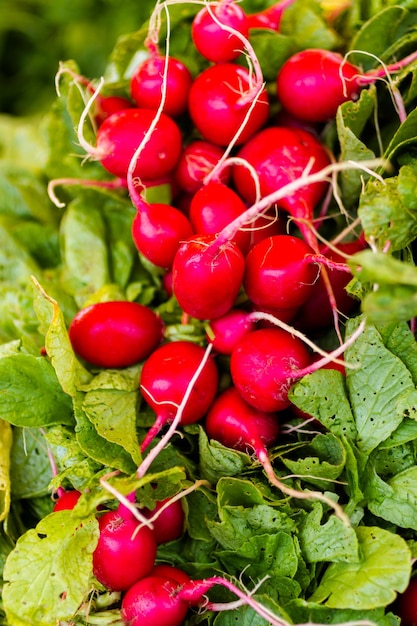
[207,309,256,355]
[69,301,164,368]
[233,126,331,211]
[189,181,250,254]
[121,575,189,626]
[144,497,185,544]
[132,202,194,269]
[191,2,249,63]
[246,207,287,250]
[140,340,219,426]
[396,576,417,626]
[205,386,280,453]
[276,48,361,122]
[244,234,319,311]
[172,234,245,320]
[130,55,193,118]
[96,108,182,180]
[53,490,81,512]
[230,328,312,412]
[93,510,157,591]
[188,63,269,147]
[151,564,190,586]
[94,95,134,126]
[174,140,231,194]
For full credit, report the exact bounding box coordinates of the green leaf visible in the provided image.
[0,420,12,522]
[10,428,53,499]
[199,427,251,483]
[309,526,411,609]
[3,511,99,626]
[365,464,417,530]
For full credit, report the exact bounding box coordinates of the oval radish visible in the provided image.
[174,140,231,194]
[207,308,256,355]
[191,2,249,63]
[121,574,189,626]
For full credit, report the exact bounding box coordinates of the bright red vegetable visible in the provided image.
[53,489,81,512]
[207,308,256,355]
[191,1,249,63]
[121,574,189,626]
[174,140,231,194]
[144,497,185,544]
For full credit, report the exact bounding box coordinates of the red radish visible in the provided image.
[207,308,256,355]
[93,94,135,126]
[132,201,194,269]
[53,489,81,512]
[93,507,157,591]
[395,576,417,626]
[205,386,280,453]
[244,234,320,312]
[191,1,249,63]
[247,0,296,30]
[246,207,287,250]
[130,55,193,118]
[189,181,251,253]
[140,340,219,451]
[121,574,189,626]
[172,234,245,320]
[174,140,231,194]
[68,301,164,369]
[143,497,185,544]
[188,63,269,147]
[233,125,330,246]
[151,564,191,585]
[230,327,312,412]
[95,108,182,180]
[276,48,417,123]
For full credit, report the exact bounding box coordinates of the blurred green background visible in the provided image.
[0,0,156,116]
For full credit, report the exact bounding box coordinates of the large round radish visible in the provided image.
[93,508,157,591]
[191,2,249,63]
[132,202,194,269]
[130,55,193,118]
[140,340,219,450]
[68,301,164,368]
[121,574,189,626]
[174,140,231,194]
[244,234,319,311]
[188,63,269,146]
[96,108,182,180]
[172,234,245,320]
[230,327,311,412]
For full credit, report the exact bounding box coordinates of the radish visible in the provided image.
[131,201,194,269]
[247,0,296,30]
[191,1,249,63]
[95,107,182,180]
[121,573,189,626]
[93,94,135,126]
[189,181,251,253]
[151,564,191,585]
[188,63,269,147]
[92,505,157,591]
[230,327,312,412]
[53,489,81,512]
[130,54,193,118]
[206,308,256,355]
[139,340,219,451]
[276,47,417,123]
[244,234,320,312]
[246,207,287,250]
[68,301,164,369]
[143,496,185,544]
[174,140,231,194]
[171,233,245,320]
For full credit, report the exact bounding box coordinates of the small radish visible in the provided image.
[230,327,312,412]
[205,386,280,453]
[130,55,193,118]
[140,340,219,451]
[244,234,320,312]
[93,94,135,126]
[151,564,191,585]
[93,506,157,591]
[143,497,185,544]
[121,573,189,626]
[188,63,269,147]
[207,308,256,355]
[171,234,245,320]
[68,301,164,369]
[247,0,296,30]
[53,489,81,512]
[131,201,194,270]
[189,181,251,253]
[246,207,287,250]
[95,108,182,180]
[174,140,231,194]
[276,47,417,123]
[191,1,249,63]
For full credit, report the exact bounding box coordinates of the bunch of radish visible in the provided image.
[53,0,417,622]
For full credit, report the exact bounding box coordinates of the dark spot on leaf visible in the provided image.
[37,533,47,539]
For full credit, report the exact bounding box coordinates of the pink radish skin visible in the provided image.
[247,207,287,250]
[132,202,194,269]
[92,508,157,591]
[244,234,320,312]
[68,301,164,369]
[230,327,312,412]
[247,0,296,30]
[143,497,185,544]
[207,309,256,355]
[121,574,189,626]
[189,181,251,253]
[174,140,231,194]
[151,564,191,585]
[93,95,135,126]
[172,234,245,320]
[191,2,249,63]
[130,55,193,118]
[140,340,219,451]
[188,63,269,147]
[96,108,182,180]
[205,386,280,454]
